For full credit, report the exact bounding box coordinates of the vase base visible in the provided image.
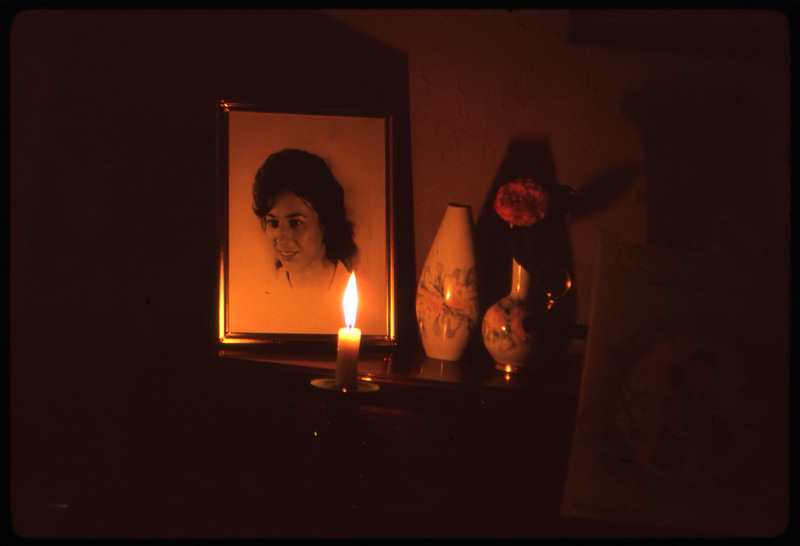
[494,363,523,373]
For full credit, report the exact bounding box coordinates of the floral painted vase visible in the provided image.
[482,258,534,371]
[416,203,479,361]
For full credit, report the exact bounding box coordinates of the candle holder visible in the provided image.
[311,273,378,392]
[310,378,379,393]
[313,272,379,393]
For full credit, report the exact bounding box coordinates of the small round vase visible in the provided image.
[416,203,479,361]
[482,258,534,371]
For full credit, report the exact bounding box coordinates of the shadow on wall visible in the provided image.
[475,138,568,314]
[473,138,642,339]
[472,138,578,364]
[621,75,791,271]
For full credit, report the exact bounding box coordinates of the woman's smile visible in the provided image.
[277,249,299,261]
[265,191,327,274]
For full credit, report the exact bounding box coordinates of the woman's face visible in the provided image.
[265,191,327,273]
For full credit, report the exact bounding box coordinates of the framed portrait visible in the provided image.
[217,101,395,347]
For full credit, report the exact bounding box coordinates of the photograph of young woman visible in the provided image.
[223,108,388,337]
[252,148,356,330]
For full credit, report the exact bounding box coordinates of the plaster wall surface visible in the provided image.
[327,8,791,325]
[9,8,790,347]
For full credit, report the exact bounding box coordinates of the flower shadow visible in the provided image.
[570,161,641,221]
[473,137,576,365]
[474,138,642,365]
[474,137,562,313]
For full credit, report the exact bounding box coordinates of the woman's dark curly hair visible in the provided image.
[253,148,358,271]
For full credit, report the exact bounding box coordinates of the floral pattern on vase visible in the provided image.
[482,258,534,370]
[415,203,478,361]
[416,262,478,342]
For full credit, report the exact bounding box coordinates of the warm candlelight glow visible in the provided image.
[311,273,376,391]
[343,272,358,329]
[335,272,361,388]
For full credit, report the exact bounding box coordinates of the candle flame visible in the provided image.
[343,272,358,329]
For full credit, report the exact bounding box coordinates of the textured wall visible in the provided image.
[10,9,789,342]
[326,9,790,326]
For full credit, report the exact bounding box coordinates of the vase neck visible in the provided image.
[510,257,530,298]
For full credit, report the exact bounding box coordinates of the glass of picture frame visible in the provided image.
[216,101,396,348]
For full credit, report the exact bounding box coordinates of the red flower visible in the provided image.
[493,178,549,227]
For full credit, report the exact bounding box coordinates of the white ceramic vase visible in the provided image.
[415,203,479,361]
[482,257,534,370]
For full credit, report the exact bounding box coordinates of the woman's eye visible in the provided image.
[289,219,304,228]
[266,219,279,229]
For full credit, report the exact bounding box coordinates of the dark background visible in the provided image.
[10,10,418,536]
[9,9,793,538]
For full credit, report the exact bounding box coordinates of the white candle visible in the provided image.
[334,272,361,388]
